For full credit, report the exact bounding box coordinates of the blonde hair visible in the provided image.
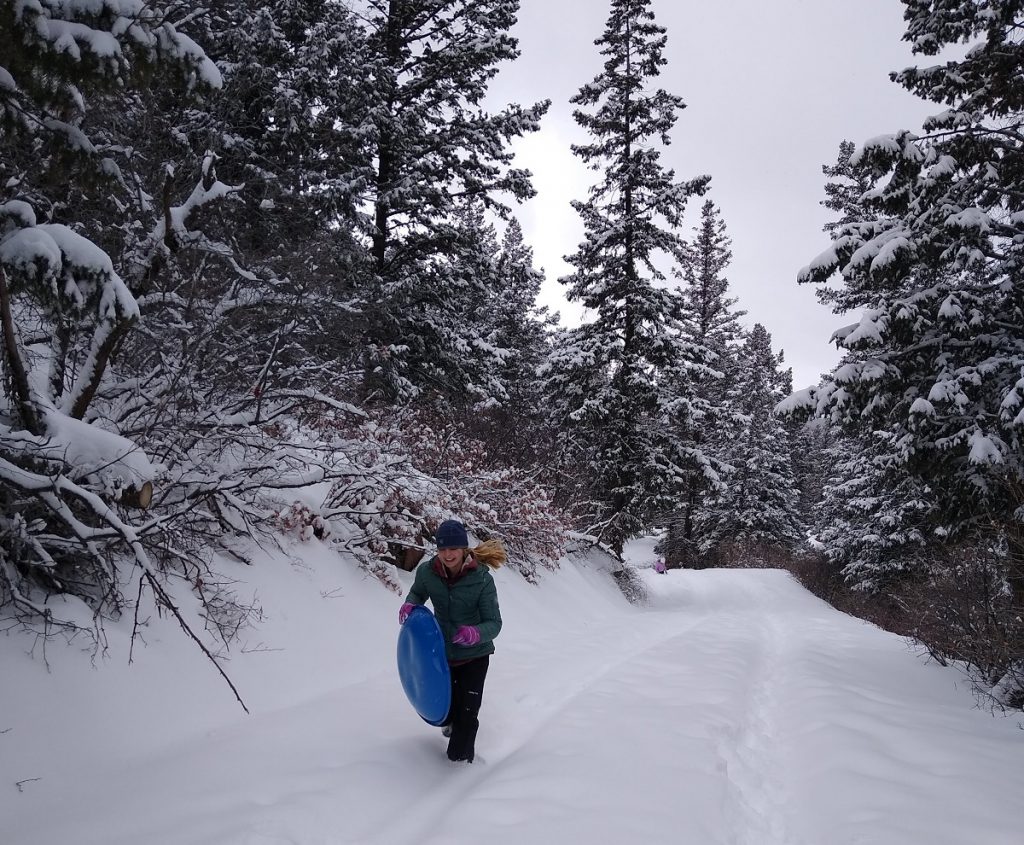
[470,539,506,569]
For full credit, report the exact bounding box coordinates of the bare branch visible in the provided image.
[143,571,250,714]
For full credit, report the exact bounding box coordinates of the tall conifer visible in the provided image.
[788,0,1024,609]
[356,0,549,404]
[697,324,804,560]
[680,200,745,353]
[547,0,713,556]
[663,200,748,563]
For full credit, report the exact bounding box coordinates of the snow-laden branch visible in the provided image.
[0,451,249,711]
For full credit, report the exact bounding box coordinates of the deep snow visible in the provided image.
[3,536,1023,845]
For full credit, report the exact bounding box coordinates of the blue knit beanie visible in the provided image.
[435,519,469,549]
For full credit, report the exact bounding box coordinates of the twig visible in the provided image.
[240,642,283,654]
[15,778,41,792]
[143,571,250,714]
[129,575,146,665]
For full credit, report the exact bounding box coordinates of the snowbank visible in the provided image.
[3,540,1023,845]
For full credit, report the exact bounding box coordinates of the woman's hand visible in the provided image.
[452,625,480,646]
[398,602,416,624]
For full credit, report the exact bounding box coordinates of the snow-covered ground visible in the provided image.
[3,537,1023,845]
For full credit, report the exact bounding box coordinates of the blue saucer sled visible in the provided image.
[397,606,451,725]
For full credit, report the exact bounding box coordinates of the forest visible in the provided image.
[1,0,1022,711]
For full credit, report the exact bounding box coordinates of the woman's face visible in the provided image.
[438,547,465,570]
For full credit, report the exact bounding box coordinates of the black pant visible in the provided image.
[446,655,489,763]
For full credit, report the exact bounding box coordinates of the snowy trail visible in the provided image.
[370,599,711,845]
[5,551,1024,845]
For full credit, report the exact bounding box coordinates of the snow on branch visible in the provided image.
[846,227,915,275]
[798,241,843,283]
[775,387,818,417]
[838,310,888,348]
[967,429,1004,465]
[137,164,244,270]
[2,203,142,421]
[13,0,222,90]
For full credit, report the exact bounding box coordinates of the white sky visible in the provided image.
[4,536,1023,844]
[488,0,938,389]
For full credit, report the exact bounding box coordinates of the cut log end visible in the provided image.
[121,480,154,510]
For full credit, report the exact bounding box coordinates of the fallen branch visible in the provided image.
[143,570,249,714]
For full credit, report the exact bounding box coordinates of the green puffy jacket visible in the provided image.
[405,557,502,663]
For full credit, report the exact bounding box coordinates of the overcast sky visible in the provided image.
[487,0,938,389]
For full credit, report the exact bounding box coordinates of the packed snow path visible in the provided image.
[5,558,1024,845]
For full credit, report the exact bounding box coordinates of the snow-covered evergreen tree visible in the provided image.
[679,200,746,354]
[787,0,1024,610]
[663,199,748,564]
[799,143,935,584]
[123,0,369,382]
[545,0,715,557]
[821,141,875,229]
[696,324,804,561]
[784,415,831,532]
[354,0,550,404]
[812,429,936,592]
[469,217,558,466]
[677,198,747,441]
[0,1,224,629]
[64,2,375,570]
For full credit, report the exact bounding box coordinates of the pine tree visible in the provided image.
[355,0,550,403]
[477,218,557,464]
[547,0,714,557]
[820,141,875,230]
[95,2,376,542]
[785,414,831,532]
[665,199,748,564]
[680,200,746,352]
[696,324,804,561]
[813,139,896,312]
[812,429,935,593]
[0,1,222,624]
[789,0,1024,608]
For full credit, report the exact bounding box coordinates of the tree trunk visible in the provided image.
[0,266,41,434]
[391,543,424,572]
[68,316,136,420]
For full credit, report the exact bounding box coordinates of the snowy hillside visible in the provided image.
[3,539,1023,845]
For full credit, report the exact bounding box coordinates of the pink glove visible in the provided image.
[452,625,480,646]
[398,602,416,624]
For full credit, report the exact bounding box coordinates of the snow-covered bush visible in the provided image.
[275,503,330,543]
[0,196,154,609]
[922,542,1024,704]
[0,2,258,699]
[317,411,569,582]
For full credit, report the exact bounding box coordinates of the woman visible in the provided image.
[399,519,504,763]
